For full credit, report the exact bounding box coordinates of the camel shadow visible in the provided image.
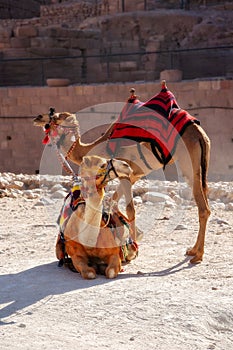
[0,261,112,324]
[142,256,196,277]
[120,256,196,279]
[0,257,194,324]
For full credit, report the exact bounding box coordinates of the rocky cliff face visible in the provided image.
[0,1,232,85]
[0,0,51,19]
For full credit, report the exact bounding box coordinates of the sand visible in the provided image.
[0,179,233,350]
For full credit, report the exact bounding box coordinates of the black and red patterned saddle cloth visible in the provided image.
[107,84,200,166]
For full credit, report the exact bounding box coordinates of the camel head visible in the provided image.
[33,109,80,145]
[33,110,79,129]
[80,156,132,196]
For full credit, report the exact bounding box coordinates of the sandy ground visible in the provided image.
[0,184,233,350]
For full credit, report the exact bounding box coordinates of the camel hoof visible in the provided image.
[186,247,203,264]
[86,271,96,279]
[106,268,118,279]
[190,256,203,264]
[82,269,96,279]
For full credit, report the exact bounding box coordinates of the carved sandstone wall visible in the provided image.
[0,2,233,86]
[0,79,232,180]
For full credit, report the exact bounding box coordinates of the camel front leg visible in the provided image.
[105,254,121,279]
[186,175,211,263]
[112,178,136,240]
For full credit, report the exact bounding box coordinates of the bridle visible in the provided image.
[81,158,120,197]
[99,158,119,186]
[41,108,78,176]
[41,109,121,187]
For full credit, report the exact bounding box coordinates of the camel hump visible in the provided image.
[161,80,167,90]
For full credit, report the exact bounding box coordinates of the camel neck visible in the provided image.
[78,187,104,247]
[56,129,77,153]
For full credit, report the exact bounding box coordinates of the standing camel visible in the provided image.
[34,81,211,264]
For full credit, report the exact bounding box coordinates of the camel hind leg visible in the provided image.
[177,125,211,263]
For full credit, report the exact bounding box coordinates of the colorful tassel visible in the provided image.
[42,126,50,144]
[42,134,50,144]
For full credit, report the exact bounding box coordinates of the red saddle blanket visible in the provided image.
[107,86,200,165]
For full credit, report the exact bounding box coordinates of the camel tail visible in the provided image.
[199,133,210,191]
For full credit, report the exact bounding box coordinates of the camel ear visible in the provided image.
[58,112,70,120]
[66,115,76,123]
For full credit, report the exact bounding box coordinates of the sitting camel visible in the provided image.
[56,155,138,279]
[34,81,211,263]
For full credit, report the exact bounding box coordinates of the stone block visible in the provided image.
[70,38,88,49]
[2,97,17,107]
[74,86,84,96]
[36,87,58,97]
[128,70,147,82]
[21,87,41,98]
[46,78,70,87]
[6,104,30,117]
[109,62,120,71]
[146,40,160,52]
[119,61,137,71]
[30,37,45,48]
[220,80,232,90]
[198,80,212,90]
[144,56,156,70]
[14,25,38,38]
[0,88,8,98]
[0,27,12,40]
[28,96,40,106]
[10,37,30,49]
[160,69,183,82]
[56,86,69,96]
[211,80,221,90]
[3,48,29,58]
[82,86,96,96]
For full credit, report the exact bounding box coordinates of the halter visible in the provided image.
[81,158,120,199]
[99,158,119,186]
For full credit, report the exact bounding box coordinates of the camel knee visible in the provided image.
[126,201,135,221]
[199,207,211,222]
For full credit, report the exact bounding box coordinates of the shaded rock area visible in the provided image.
[0,173,232,214]
[0,0,51,19]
